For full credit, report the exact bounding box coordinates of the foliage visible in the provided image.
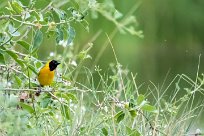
[0,0,203,136]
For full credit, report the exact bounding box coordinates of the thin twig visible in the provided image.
[0,14,21,20]
[2,88,38,92]
[10,16,74,27]
[2,87,90,93]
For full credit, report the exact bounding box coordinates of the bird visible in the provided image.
[38,60,60,87]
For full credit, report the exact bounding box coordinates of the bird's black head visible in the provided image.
[49,60,60,71]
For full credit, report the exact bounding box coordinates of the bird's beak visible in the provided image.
[57,62,60,65]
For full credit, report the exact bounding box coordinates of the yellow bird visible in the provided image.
[38,60,60,86]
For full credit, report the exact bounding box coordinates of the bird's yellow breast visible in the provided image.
[38,64,55,86]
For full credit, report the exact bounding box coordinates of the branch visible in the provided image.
[2,88,38,92]
[2,87,85,92]
[10,16,74,27]
[0,15,21,20]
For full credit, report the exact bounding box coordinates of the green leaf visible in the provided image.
[79,127,85,132]
[56,27,64,44]
[67,26,75,45]
[51,11,60,22]
[40,97,51,108]
[16,58,25,68]
[31,29,43,53]
[69,0,79,9]
[129,98,136,108]
[0,33,5,44]
[102,127,108,136]
[141,104,157,113]
[115,111,123,119]
[126,126,141,136]
[18,0,29,6]
[65,93,77,102]
[44,11,53,23]
[115,111,125,123]
[0,51,5,64]
[28,64,38,75]
[137,94,145,105]
[60,104,70,120]
[17,40,30,51]
[129,110,137,118]
[20,102,35,114]
[6,1,15,13]
[47,30,55,38]
[35,0,51,9]
[5,50,25,67]
[11,1,24,14]
[117,112,125,123]
[6,50,18,58]
[53,8,66,20]
[35,61,42,69]
[14,75,22,87]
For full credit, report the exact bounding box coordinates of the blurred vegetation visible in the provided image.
[0,0,204,135]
